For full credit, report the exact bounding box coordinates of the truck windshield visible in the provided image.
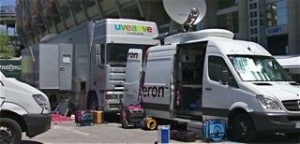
[106,43,149,65]
[229,55,293,81]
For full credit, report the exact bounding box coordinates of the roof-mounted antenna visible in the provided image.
[183,7,200,32]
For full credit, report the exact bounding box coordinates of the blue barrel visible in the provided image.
[158,125,170,144]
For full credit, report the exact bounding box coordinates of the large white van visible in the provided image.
[138,29,300,142]
[276,55,300,83]
[0,70,51,144]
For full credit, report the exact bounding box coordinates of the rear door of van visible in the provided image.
[124,49,143,106]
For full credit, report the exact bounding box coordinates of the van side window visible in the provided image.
[208,56,238,87]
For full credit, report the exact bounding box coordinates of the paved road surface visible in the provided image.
[22,120,300,143]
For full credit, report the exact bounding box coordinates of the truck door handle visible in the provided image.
[205,88,212,91]
[60,67,65,71]
[0,80,4,86]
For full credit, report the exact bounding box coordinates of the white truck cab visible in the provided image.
[0,70,51,144]
[139,29,300,142]
[276,55,300,83]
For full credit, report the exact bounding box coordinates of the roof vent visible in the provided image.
[164,29,234,44]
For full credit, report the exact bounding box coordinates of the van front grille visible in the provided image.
[282,100,300,111]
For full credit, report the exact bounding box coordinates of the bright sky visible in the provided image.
[0,0,15,6]
[0,0,16,35]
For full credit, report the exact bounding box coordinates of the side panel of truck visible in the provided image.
[59,43,73,90]
[41,22,90,94]
[142,45,176,119]
[39,44,59,89]
[275,56,300,83]
[124,49,143,106]
[22,22,91,110]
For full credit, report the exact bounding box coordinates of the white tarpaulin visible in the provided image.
[275,55,300,69]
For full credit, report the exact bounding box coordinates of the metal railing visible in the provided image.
[0,6,16,17]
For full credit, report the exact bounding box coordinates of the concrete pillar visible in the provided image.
[287,0,300,54]
[203,0,218,28]
[236,0,249,40]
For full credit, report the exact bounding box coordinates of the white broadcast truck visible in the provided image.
[276,55,300,83]
[137,28,300,142]
[123,0,300,142]
[22,18,160,115]
[87,19,160,114]
[0,71,51,143]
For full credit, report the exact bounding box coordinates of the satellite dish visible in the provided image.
[163,0,207,25]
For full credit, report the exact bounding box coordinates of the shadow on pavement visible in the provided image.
[21,140,43,144]
[255,134,300,143]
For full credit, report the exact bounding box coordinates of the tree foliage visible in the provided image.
[0,30,15,59]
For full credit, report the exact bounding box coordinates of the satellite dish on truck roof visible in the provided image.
[163,0,207,25]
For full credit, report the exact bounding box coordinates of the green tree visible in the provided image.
[0,30,15,59]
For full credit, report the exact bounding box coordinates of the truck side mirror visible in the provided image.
[222,69,238,88]
[96,55,101,66]
[221,68,232,85]
[221,69,229,85]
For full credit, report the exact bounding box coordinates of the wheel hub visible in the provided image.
[239,122,248,136]
[0,126,12,143]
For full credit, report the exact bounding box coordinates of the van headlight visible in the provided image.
[33,94,50,111]
[256,95,282,110]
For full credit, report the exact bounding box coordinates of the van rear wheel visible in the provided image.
[0,118,22,144]
[286,133,300,140]
[229,113,256,142]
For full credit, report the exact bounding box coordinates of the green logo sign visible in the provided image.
[0,64,21,72]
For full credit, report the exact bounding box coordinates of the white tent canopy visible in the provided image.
[275,55,300,69]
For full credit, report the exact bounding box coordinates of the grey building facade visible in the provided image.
[16,0,300,55]
[207,0,300,55]
[0,3,18,46]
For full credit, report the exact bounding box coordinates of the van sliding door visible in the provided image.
[174,42,207,117]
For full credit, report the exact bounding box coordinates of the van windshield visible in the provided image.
[229,55,293,81]
[106,43,149,65]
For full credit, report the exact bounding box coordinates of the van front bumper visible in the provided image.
[23,113,51,137]
[251,112,300,134]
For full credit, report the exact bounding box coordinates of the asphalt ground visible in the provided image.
[21,119,300,144]
[21,120,203,144]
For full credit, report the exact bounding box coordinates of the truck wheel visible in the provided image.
[121,121,129,129]
[0,118,22,144]
[286,133,300,140]
[229,113,256,142]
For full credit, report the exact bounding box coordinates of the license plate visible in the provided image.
[295,123,300,128]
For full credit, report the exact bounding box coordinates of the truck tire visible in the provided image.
[229,113,256,142]
[0,118,22,144]
[121,121,129,129]
[286,133,300,141]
